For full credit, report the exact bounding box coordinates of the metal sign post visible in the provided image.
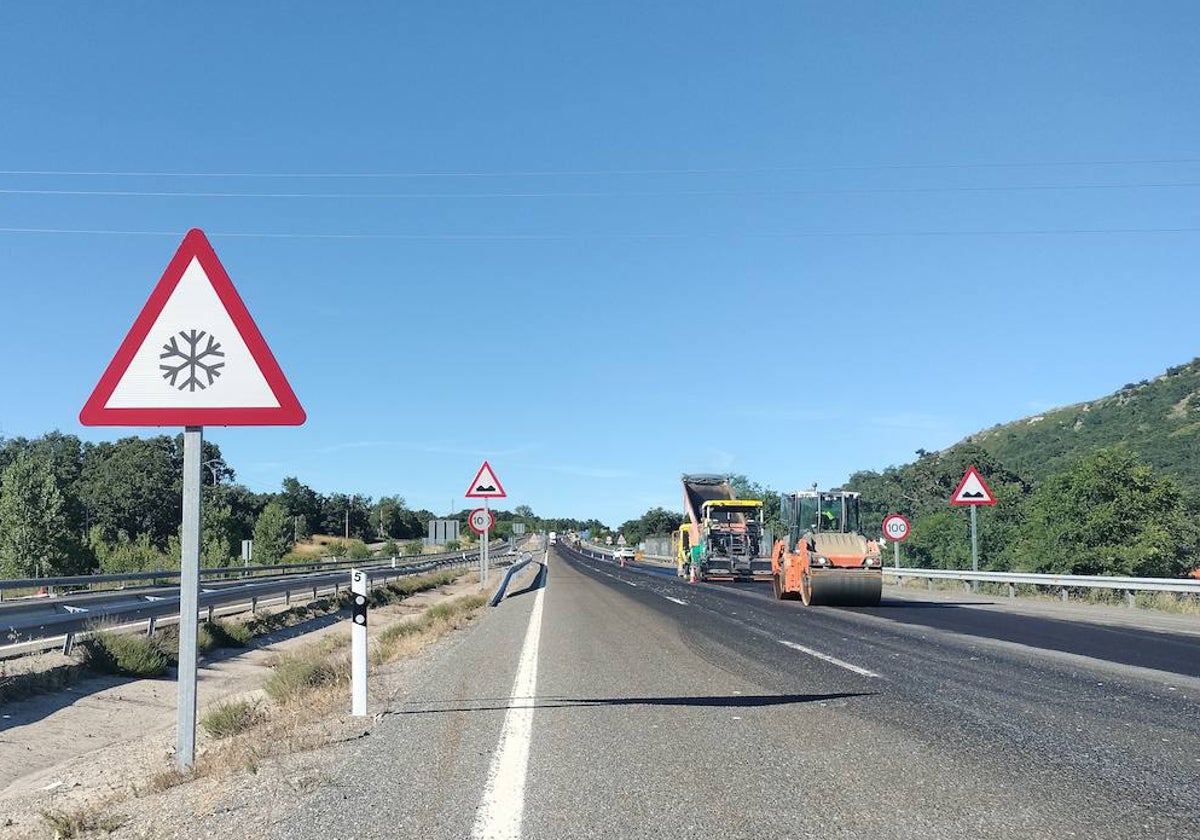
[350,569,368,716]
[882,514,910,569]
[79,229,306,770]
[177,426,203,767]
[483,499,490,585]
[465,460,506,588]
[949,466,997,592]
[970,505,979,574]
[469,506,494,584]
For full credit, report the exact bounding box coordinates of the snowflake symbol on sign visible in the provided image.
[160,329,225,391]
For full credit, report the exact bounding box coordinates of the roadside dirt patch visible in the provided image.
[0,571,493,839]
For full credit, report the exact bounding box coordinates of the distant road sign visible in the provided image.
[465,461,507,499]
[882,514,911,542]
[80,228,304,427]
[468,507,494,535]
[950,466,998,506]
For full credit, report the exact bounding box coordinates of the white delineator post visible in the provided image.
[177,426,203,769]
[351,569,368,716]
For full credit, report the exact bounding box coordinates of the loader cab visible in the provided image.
[783,490,863,550]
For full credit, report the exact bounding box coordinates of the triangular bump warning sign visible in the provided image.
[950,466,997,506]
[80,229,305,427]
[465,461,507,499]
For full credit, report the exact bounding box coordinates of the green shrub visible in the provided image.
[347,541,372,560]
[264,654,342,704]
[445,540,460,551]
[205,618,252,648]
[404,541,425,556]
[326,541,348,558]
[40,807,124,838]
[201,699,265,738]
[81,630,168,678]
[381,538,399,556]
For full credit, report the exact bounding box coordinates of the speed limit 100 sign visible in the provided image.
[882,514,911,542]
[469,507,494,535]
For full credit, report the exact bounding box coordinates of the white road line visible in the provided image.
[778,639,880,678]
[664,596,687,606]
[623,580,638,587]
[471,584,545,840]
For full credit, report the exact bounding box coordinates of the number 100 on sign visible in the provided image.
[883,514,911,542]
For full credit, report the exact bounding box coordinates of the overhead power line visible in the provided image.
[0,182,1198,200]
[0,225,1197,240]
[0,156,1198,180]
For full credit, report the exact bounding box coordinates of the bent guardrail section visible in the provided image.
[489,553,535,607]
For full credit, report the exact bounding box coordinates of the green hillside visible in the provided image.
[966,358,1200,489]
[844,358,1200,577]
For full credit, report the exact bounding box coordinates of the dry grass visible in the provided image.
[264,649,348,705]
[161,590,488,790]
[40,804,125,837]
[372,594,488,665]
[201,699,266,739]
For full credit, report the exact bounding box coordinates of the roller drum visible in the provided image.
[803,569,882,607]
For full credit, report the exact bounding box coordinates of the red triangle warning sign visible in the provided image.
[465,461,506,499]
[950,465,997,506]
[80,229,305,427]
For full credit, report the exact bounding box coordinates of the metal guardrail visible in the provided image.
[883,566,1200,606]
[2,543,508,656]
[489,553,536,606]
[0,541,509,599]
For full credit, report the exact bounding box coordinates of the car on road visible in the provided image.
[614,547,636,563]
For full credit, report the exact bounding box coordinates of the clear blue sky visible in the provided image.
[2,2,1199,526]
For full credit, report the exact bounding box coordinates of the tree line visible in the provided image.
[0,432,636,579]
[0,433,442,577]
[606,446,1200,578]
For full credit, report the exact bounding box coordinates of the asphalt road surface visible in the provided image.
[268,546,1200,840]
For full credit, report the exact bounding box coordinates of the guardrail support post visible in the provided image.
[1008,583,1015,599]
[251,596,258,614]
[206,605,214,623]
[285,589,291,606]
[1126,590,1136,609]
[147,616,157,637]
[62,632,75,656]
[1061,588,1069,603]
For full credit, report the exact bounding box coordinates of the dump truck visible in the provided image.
[677,474,768,582]
[771,489,882,606]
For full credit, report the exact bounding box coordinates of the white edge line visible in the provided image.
[471,585,545,839]
[778,639,880,678]
[664,596,687,606]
